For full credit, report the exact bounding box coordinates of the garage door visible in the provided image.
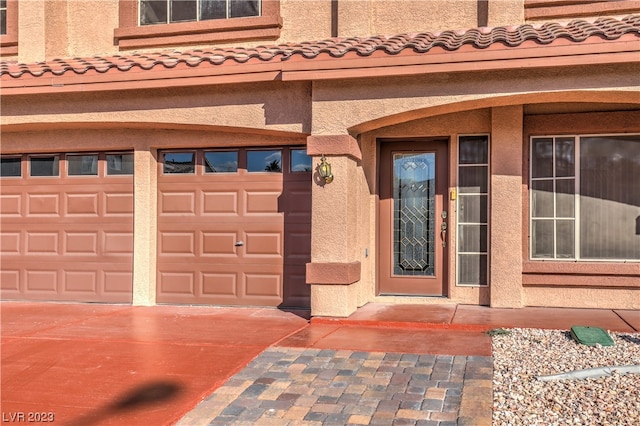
[0,153,134,303]
[156,147,312,307]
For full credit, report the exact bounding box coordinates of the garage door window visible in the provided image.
[0,156,21,177]
[107,153,134,175]
[163,152,195,174]
[291,149,312,172]
[204,151,238,173]
[30,156,59,177]
[68,154,99,176]
[248,150,282,173]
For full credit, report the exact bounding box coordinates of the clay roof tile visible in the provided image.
[1,15,638,79]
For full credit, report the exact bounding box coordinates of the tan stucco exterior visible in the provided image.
[8,0,510,62]
[1,1,639,315]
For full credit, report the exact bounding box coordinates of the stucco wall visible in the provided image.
[310,65,640,135]
[335,1,482,38]
[18,0,45,63]
[525,287,640,310]
[12,0,525,63]
[1,81,312,135]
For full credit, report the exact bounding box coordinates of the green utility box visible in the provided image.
[570,326,614,347]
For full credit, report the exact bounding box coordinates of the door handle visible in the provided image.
[441,222,447,248]
[235,241,244,247]
[441,210,448,248]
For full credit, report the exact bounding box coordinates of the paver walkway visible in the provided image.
[177,348,493,426]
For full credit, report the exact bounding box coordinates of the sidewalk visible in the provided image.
[1,301,638,425]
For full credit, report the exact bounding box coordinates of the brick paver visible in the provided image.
[177,348,493,425]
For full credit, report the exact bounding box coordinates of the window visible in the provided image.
[1,0,6,35]
[67,154,99,176]
[204,151,238,173]
[247,150,281,173]
[107,153,135,175]
[457,135,489,285]
[530,134,640,261]
[115,0,281,49]
[0,156,21,177]
[525,0,640,20]
[30,156,60,177]
[140,0,259,25]
[0,0,17,56]
[163,152,195,174]
[290,149,312,172]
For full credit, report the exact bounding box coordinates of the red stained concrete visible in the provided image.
[313,303,638,333]
[451,305,637,332]
[615,309,640,331]
[277,325,492,357]
[341,303,457,326]
[1,302,308,426]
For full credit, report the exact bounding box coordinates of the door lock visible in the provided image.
[235,241,244,247]
[441,211,448,248]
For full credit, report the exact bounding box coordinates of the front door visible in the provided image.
[379,139,449,296]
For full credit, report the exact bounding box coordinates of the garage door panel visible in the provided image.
[159,232,196,256]
[103,192,134,215]
[284,228,312,262]
[283,188,312,220]
[159,191,197,215]
[202,272,238,297]
[103,271,134,295]
[245,273,281,298]
[0,270,20,291]
[26,232,59,255]
[0,193,22,216]
[64,270,98,293]
[202,191,239,215]
[103,231,134,255]
[244,232,282,257]
[283,264,310,307]
[64,232,98,255]
[65,193,99,216]
[244,190,281,215]
[201,232,238,257]
[26,270,58,292]
[159,271,195,295]
[27,193,60,216]
[1,232,21,255]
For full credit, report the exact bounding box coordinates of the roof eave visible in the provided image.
[1,36,638,96]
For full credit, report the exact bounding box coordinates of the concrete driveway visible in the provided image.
[1,302,308,425]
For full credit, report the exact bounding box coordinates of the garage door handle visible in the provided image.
[235,241,244,247]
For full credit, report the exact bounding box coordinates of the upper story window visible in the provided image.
[525,0,640,20]
[1,0,7,35]
[115,0,281,49]
[140,0,260,25]
[0,0,17,56]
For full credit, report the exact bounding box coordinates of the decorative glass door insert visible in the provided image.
[379,139,449,296]
[393,153,436,276]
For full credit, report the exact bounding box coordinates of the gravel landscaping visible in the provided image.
[492,328,640,425]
